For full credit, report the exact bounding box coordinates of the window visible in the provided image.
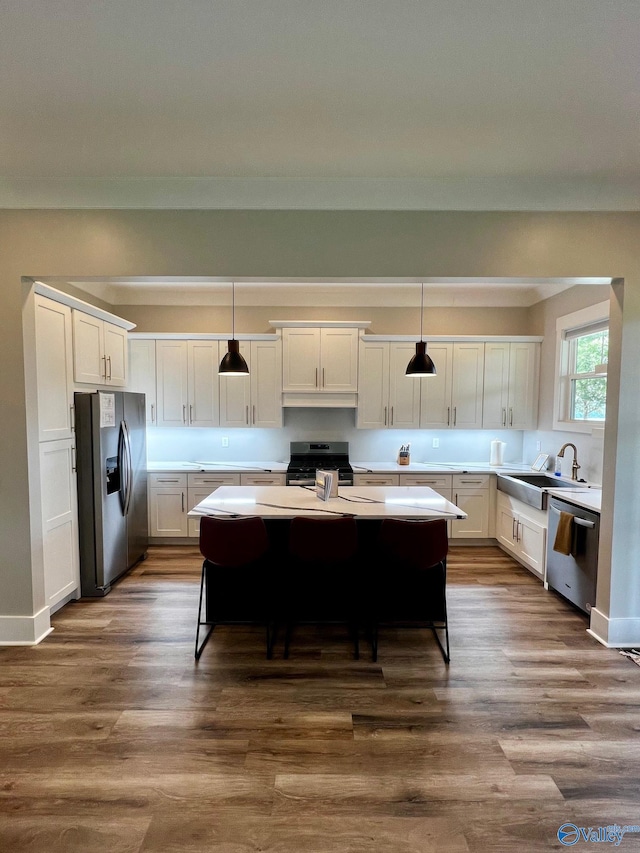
[554,301,609,433]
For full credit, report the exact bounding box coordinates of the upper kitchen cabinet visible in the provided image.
[357,340,420,429]
[273,321,370,407]
[34,295,74,442]
[155,339,219,427]
[420,342,484,429]
[72,310,128,387]
[482,341,540,430]
[219,338,282,428]
[128,338,157,425]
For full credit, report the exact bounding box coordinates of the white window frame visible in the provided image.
[553,300,609,434]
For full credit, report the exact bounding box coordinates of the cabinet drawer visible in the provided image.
[353,474,400,486]
[188,472,241,487]
[452,473,490,489]
[400,474,453,488]
[240,473,286,486]
[149,473,187,487]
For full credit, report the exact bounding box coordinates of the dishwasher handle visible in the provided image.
[549,505,596,529]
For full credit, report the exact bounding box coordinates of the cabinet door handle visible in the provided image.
[315,367,318,388]
[181,492,185,512]
[459,478,482,484]
[512,518,517,540]
[150,403,155,423]
[102,355,107,380]
[509,407,513,427]
[71,445,77,472]
[390,406,394,425]
[384,406,387,426]
[453,406,457,426]
[252,405,256,425]
[516,520,520,542]
[502,407,506,427]
[447,406,450,426]
[70,405,75,431]
[189,405,193,424]
[246,405,249,425]
[107,355,112,380]
[322,367,325,388]
[182,405,187,424]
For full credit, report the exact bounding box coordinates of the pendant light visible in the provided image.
[406,282,437,377]
[219,282,249,375]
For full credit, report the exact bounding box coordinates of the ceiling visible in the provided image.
[2,0,639,210]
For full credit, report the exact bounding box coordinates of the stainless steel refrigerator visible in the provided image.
[75,391,148,597]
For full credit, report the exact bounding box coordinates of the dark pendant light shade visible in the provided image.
[406,340,436,377]
[406,282,436,377]
[219,282,249,376]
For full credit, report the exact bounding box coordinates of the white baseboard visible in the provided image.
[588,607,640,648]
[0,606,53,645]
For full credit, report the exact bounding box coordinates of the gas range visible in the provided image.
[286,441,354,486]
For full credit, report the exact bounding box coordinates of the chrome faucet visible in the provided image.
[557,443,580,480]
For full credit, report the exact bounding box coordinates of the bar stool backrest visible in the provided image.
[199,515,269,567]
[378,518,448,568]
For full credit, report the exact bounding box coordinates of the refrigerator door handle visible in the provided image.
[120,420,134,516]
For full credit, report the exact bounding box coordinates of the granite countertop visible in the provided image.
[148,460,289,473]
[351,461,532,475]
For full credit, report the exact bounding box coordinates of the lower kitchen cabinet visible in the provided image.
[354,473,400,486]
[148,473,188,537]
[496,491,547,578]
[39,438,80,610]
[450,473,491,539]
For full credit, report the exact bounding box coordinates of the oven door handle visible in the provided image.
[549,506,595,529]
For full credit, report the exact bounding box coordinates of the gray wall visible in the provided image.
[2,210,639,646]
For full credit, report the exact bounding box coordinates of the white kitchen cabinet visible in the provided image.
[39,438,79,609]
[128,338,157,425]
[282,327,358,394]
[357,341,420,429]
[155,340,219,427]
[496,491,546,578]
[483,341,540,430]
[418,342,484,429]
[72,310,127,387]
[450,343,485,428]
[219,339,282,429]
[354,473,400,486]
[451,473,491,539]
[186,472,242,537]
[34,295,74,442]
[419,342,454,429]
[399,473,452,498]
[148,473,188,537]
[240,473,286,486]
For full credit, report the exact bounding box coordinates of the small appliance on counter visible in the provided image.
[286,441,354,486]
[398,444,410,465]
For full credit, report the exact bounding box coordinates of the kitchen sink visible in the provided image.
[497,473,582,510]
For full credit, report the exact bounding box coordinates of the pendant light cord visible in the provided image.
[232,281,235,339]
[420,281,424,341]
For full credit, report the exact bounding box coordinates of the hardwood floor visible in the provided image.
[2,545,640,852]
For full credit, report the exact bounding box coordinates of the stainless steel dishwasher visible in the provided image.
[546,496,600,615]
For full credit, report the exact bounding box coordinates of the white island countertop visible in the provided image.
[189,485,466,520]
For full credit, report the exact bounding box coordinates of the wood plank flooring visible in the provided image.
[2,545,640,852]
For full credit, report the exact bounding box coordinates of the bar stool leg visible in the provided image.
[194,562,215,661]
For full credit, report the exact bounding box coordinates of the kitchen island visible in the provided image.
[188,485,466,520]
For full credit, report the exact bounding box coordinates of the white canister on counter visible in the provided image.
[490,439,506,466]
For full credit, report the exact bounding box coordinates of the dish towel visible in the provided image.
[553,511,574,555]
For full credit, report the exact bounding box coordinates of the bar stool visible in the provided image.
[283,516,360,659]
[195,515,274,661]
[369,518,450,663]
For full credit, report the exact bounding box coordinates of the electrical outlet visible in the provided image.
[536,440,541,452]
[221,436,229,447]
[432,437,440,448]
